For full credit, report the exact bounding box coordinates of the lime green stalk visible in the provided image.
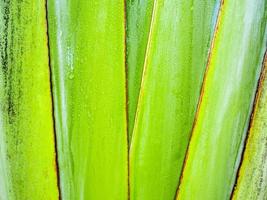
[177,0,267,199]
[47,0,128,199]
[232,55,267,200]
[126,0,154,140]
[0,0,59,199]
[130,0,218,199]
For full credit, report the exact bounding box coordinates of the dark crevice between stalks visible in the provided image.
[230,51,267,199]
[174,0,225,199]
[44,0,62,199]
[124,1,130,200]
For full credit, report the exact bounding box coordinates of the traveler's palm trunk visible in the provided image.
[0,0,266,200]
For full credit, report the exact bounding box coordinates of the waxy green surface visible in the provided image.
[0,0,59,199]
[126,0,154,140]
[177,0,267,199]
[233,57,267,200]
[130,0,218,199]
[47,0,128,199]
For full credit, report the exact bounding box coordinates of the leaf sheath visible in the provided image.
[0,0,59,199]
[177,0,267,199]
[130,0,219,199]
[47,0,128,199]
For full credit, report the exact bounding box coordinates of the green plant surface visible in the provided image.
[126,0,154,140]
[232,56,267,200]
[47,0,128,199]
[0,0,59,199]
[130,0,219,199]
[177,0,267,199]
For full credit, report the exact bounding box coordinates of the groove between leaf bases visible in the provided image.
[230,51,267,199]
[123,0,130,199]
[175,0,225,199]
[44,0,62,199]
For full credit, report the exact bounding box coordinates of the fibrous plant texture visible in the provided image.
[0,0,266,200]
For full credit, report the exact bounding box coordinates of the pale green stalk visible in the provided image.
[126,0,154,140]
[130,0,219,199]
[47,0,128,199]
[232,55,267,200]
[177,0,267,199]
[0,0,59,199]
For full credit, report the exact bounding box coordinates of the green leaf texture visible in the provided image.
[232,55,267,200]
[0,0,59,199]
[177,0,267,199]
[130,0,218,199]
[126,0,154,140]
[47,0,128,199]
